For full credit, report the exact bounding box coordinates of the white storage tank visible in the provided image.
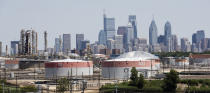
[101,51,160,79]
[45,59,93,78]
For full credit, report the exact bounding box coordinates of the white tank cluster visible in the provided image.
[101,51,160,79]
[45,59,93,78]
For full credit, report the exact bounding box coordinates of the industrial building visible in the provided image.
[189,54,210,66]
[45,59,93,78]
[19,29,38,55]
[5,59,19,69]
[101,51,160,79]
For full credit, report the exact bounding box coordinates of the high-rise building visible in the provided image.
[104,14,115,42]
[11,41,19,56]
[193,30,205,52]
[76,34,84,50]
[181,38,191,52]
[126,23,135,45]
[63,34,71,54]
[192,33,197,44]
[208,39,210,49]
[106,39,115,50]
[201,38,209,51]
[149,19,158,46]
[81,40,90,50]
[164,21,173,52]
[196,30,205,43]
[164,21,172,44]
[158,35,165,44]
[98,30,106,45]
[54,38,61,53]
[171,35,178,51]
[117,26,127,35]
[0,41,2,56]
[129,15,138,39]
[114,35,124,53]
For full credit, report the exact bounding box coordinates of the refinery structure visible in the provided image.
[0,13,209,93]
[19,29,38,56]
[1,29,210,93]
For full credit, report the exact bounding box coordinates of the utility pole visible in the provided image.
[16,74,18,92]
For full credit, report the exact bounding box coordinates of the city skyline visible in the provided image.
[0,0,210,51]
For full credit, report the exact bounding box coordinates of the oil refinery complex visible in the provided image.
[1,30,210,92]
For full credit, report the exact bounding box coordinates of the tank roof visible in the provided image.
[107,51,159,61]
[50,59,89,62]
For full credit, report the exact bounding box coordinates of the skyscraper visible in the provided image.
[181,38,191,52]
[129,15,138,39]
[149,20,158,46]
[76,34,84,50]
[117,26,127,35]
[164,21,172,40]
[158,35,165,44]
[63,34,71,54]
[114,35,124,53]
[126,23,135,45]
[164,21,173,52]
[0,41,2,56]
[192,33,197,44]
[195,30,205,52]
[81,40,90,50]
[98,30,106,45]
[196,30,205,43]
[171,35,178,51]
[104,14,115,42]
[11,41,19,56]
[54,38,61,53]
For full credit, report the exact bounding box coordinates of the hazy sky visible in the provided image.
[0,0,210,51]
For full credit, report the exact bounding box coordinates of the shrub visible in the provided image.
[188,79,199,86]
[142,86,163,92]
[20,85,37,93]
[137,74,145,89]
[57,78,70,92]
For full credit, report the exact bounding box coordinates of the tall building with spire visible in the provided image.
[149,19,158,46]
[103,13,115,43]
[129,15,138,39]
[164,21,172,52]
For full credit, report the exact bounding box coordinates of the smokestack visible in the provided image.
[36,32,38,54]
[6,45,8,56]
[20,29,25,55]
[32,30,35,55]
[44,31,47,52]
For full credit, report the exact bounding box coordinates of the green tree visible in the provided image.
[137,74,145,89]
[130,67,138,86]
[162,69,180,92]
[57,78,69,92]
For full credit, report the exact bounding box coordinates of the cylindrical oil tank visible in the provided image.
[101,51,160,79]
[45,59,93,78]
